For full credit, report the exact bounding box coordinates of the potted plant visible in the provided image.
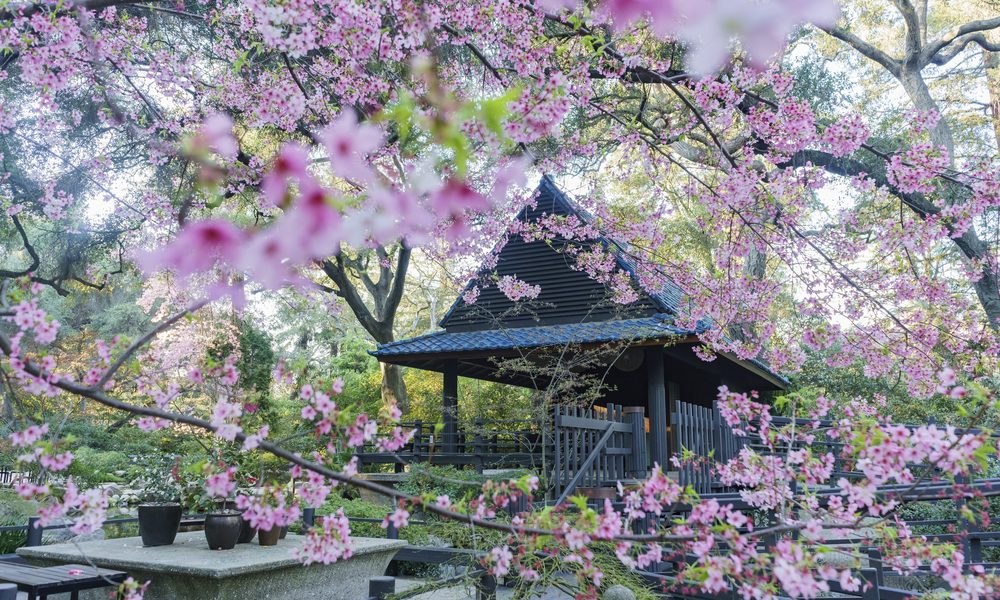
[204,509,242,550]
[236,481,300,547]
[134,456,183,547]
[195,464,242,550]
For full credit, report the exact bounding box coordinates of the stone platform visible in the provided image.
[18,531,405,600]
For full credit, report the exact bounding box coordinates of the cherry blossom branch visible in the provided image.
[0,0,164,20]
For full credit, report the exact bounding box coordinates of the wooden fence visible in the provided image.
[551,403,646,503]
[670,399,746,494]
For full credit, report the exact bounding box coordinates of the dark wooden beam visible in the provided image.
[667,381,680,459]
[442,362,459,454]
[646,346,668,469]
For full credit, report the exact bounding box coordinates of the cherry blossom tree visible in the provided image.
[2,0,1000,598]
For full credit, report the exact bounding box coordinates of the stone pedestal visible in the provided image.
[18,531,405,600]
[356,472,409,506]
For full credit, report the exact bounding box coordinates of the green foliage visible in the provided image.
[130,453,182,503]
[591,545,660,600]
[235,320,276,405]
[317,496,430,545]
[0,516,27,554]
[0,489,34,553]
[66,447,131,487]
[397,465,536,503]
[60,419,160,457]
[207,318,276,410]
[397,465,485,500]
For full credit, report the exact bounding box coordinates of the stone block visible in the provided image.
[18,531,405,600]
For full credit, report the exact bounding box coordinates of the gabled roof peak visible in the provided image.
[437,177,683,331]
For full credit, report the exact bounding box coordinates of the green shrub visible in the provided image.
[0,516,27,554]
[67,447,131,486]
[317,497,431,545]
[397,465,537,502]
[0,489,37,522]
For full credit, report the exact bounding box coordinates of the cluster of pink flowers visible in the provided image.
[292,463,335,509]
[39,181,73,221]
[9,421,75,482]
[203,465,237,499]
[8,297,59,345]
[716,385,772,439]
[210,397,243,442]
[496,275,541,302]
[543,0,839,74]
[236,484,301,532]
[34,479,109,534]
[381,507,410,530]
[748,98,817,157]
[819,113,870,157]
[886,141,949,194]
[294,508,353,566]
[139,111,524,300]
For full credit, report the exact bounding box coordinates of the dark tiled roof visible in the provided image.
[372,313,700,357]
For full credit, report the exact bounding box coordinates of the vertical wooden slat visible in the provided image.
[554,405,561,499]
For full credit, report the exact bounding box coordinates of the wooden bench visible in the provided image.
[0,562,127,600]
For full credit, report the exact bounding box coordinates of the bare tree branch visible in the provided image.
[890,0,924,57]
[927,31,1000,66]
[923,16,1000,65]
[818,25,901,75]
[0,214,40,279]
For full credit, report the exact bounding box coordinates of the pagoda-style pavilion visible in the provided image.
[371,177,785,475]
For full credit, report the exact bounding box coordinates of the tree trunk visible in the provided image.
[380,362,408,413]
[953,229,1000,330]
[729,244,767,343]
[983,48,1000,151]
[1,391,13,422]
[898,65,955,163]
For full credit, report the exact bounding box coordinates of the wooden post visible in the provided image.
[474,418,485,474]
[955,474,971,565]
[0,583,15,600]
[385,514,399,540]
[646,347,668,469]
[623,406,648,479]
[860,568,880,600]
[443,362,459,454]
[26,516,42,547]
[368,576,395,600]
[476,573,497,600]
[867,548,884,586]
[413,420,423,461]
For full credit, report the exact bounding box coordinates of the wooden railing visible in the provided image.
[355,418,544,472]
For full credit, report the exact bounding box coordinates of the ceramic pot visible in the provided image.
[204,511,242,550]
[257,526,281,546]
[137,502,182,547]
[279,525,288,539]
[237,514,257,544]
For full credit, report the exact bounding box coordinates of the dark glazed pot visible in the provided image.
[257,526,281,546]
[237,514,257,544]
[279,525,288,539]
[137,503,182,547]
[204,511,242,550]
